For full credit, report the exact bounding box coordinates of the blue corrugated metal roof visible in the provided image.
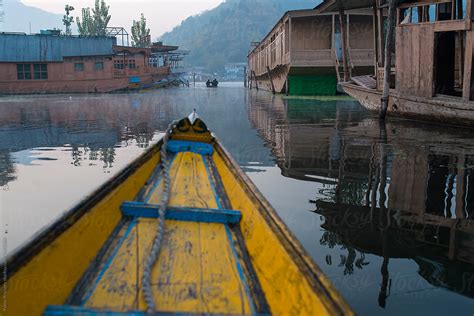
[0,34,116,62]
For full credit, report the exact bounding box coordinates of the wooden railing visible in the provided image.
[248,33,375,77]
[250,31,287,76]
[291,50,334,67]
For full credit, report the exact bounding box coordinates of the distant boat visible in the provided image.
[206,79,219,88]
[3,114,353,316]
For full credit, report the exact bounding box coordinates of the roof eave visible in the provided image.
[315,0,375,13]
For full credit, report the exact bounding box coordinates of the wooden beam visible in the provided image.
[266,66,276,94]
[373,2,379,74]
[377,7,385,66]
[466,0,472,30]
[252,70,259,91]
[244,66,247,87]
[380,0,397,120]
[289,16,292,62]
[121,201,242,224]
[339,9,350,82]
[463,31,473,100]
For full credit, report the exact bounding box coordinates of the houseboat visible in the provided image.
[247,8,375,95]
[0,33,174,94]
[317,0,474,126]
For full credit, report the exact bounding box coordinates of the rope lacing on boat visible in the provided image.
[142,119,177,314]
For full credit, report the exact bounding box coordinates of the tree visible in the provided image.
[62,5,75,36]
[76,0,111,36]
[131,14,151,48]
[77,7,94,36]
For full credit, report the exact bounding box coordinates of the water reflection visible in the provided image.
[2,86,473,314]
[0,84,275,255]
[249,93,474,313]
[0,96,171,181]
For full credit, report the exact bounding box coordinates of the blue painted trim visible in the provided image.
[121,202,241,224]
[45,305,194,315]
[203,157,256,314]
[142,154,177,203]
[44,305,145,315]
[45,305,246,315]
[166,140,214,155]
[224,225,257,315]
[79,219,137,306]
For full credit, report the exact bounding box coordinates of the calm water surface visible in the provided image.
[1,82,473,315]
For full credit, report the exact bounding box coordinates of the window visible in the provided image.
[114,60,124,70]
[33,64,48,80]
[17,64,32,80]
[94,61,104,70]
[128,59,136,69]
[74,63,84,72]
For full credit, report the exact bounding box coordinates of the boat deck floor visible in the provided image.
[51,151,262,314]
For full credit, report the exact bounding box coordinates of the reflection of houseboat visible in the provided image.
[247,8,375,95]
[317,0,474,125]
[0,34,179,94]
[248,94,474,305]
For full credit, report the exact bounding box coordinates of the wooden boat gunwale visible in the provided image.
[3,120,354,315]
[341,82,474,127]
[212,135,353,315]
[2,140,162,276]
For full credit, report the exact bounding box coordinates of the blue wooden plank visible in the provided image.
[44,304,191,315]
[44,305,143,315]
[166,140,214,155]
[120,201,241,224]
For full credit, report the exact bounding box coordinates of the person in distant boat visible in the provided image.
[206,79,211,87]
[212,79,218,87]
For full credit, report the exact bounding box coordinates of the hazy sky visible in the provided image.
[20,0,224,38]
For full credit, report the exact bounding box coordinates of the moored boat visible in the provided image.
[341,82,474,126]
[2,114,353,315]
[316,0,474,126]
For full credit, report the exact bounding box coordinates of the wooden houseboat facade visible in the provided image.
[0,34,175,94]
[317,0,474,126]
[247,8,376,95]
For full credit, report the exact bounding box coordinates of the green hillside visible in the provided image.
[159,0,321,72]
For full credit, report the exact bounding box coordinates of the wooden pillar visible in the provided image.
[377,7,385,67]
[380,0,397,120]
[339,9,350,82]
[252,70,259,91]
[285,76,289,96]
[332,14,335,53]
[463,31,472,100]
[289,17,292,62]
[244,66,247,87]
[373,2,379,74]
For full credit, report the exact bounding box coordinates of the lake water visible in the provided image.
[1,82,473,315]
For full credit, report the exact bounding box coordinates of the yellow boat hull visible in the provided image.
[3,118,353,315]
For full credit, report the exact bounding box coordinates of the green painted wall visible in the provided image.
[288,75,337,96]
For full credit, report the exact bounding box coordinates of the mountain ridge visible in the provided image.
[160,0,322,72]
[2,0,62,33]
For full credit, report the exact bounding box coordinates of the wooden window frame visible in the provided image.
[17,64,32,80]
[33,64,48,80]
[74,62,85,72]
